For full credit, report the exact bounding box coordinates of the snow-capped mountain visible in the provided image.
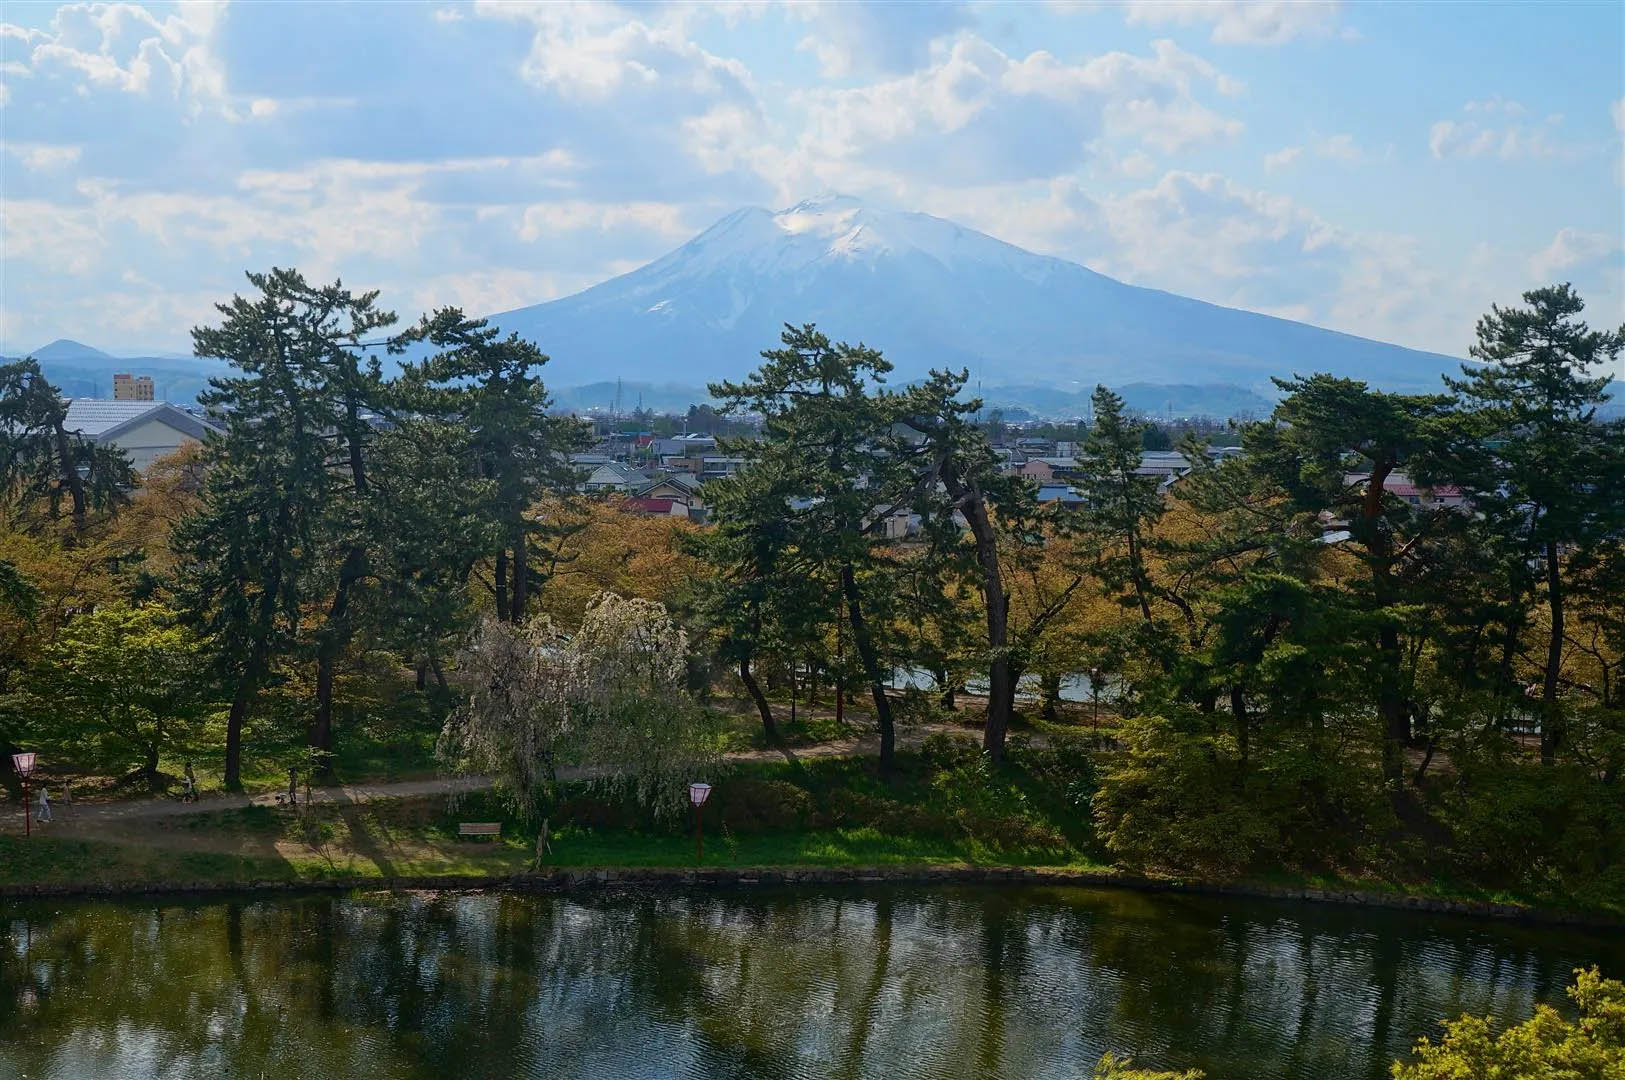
[485,194,1460,395]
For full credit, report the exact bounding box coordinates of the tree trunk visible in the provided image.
[144,738,161,792]
[224,671,257,792]
[510,541,529,623]
[494,549,509,622]
[739,654,776,740]
[840,562,894,773]
[1541,538,1565,764]
[313,396,370,768]
[1412,738,1437,785]
[944,468,1014,764]
[1040,673,1063,724]
[50,413,89,538]
[1361,458,1409,791]
[312,544,365,764]
[0,741,21,801]
[1229,683,1249,769]
[1378,620,1409,788]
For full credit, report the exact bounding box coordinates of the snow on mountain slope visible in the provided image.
[485,195,1460,395]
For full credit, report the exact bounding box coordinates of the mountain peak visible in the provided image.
[656,195,1042,285]
[32,339,116,362]
[483,199,1460,401]
[779,192,867,216]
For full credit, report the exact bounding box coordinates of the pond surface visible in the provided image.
[3,885,1619,1079]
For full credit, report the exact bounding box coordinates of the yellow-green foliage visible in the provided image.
[1092,1051,1205,1079]
[1391,967,1624,1079]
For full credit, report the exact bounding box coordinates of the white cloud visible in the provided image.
[1118,1,1343,45]
[1117,150,1156,179]
[787,0,971,78]
[407,269,593,315]
[517,200,690,241]
[1429,103,1579,161]
[1463,95,1528,116]
[472,0,753,102]
[1264,146,1302,172]
[769,36,1242,194]
[16,0,233,115]
[1529,227,1619,280]
[1,197,105,274]
[6,142,82,169]
[1315,133,1362,162]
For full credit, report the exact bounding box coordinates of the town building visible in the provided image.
[63,399,220,473]
[112,373,155,401]
[620,496,692,518]
[580,460,648,493]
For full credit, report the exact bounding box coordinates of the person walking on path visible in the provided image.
[287,767,298,807]
[534,819,551,870]
[36,787,51,823]
[182,762,198,803]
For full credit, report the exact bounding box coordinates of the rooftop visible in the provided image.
[63,399,219,441]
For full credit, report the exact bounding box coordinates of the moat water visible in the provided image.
[3,885,1619,1079]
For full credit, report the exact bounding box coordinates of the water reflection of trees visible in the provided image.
[2,887,1617,1080]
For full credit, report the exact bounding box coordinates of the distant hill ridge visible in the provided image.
[13,195,1473,418]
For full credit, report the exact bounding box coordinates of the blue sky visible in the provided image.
[1,0,1620,365]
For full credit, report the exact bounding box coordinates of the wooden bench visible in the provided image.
[458,822,501,841]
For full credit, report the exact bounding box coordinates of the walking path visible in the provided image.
[3,722,989,833]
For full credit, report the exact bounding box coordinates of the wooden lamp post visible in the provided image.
[12,752,36,838]
[688,782,712,864]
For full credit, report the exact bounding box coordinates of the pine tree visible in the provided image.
[687,459,811,741]
[711,325,908,772]
[898,369,1042,763]
[1447,284,1625,762]
[397,309,586,624]
[1073,386,1171,655]
[0,358,135,538]
[174,269,386,789]
[1222,375,1454,791]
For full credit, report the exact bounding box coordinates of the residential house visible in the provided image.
[620,497,691,518]
[632,473,708,522]
[1019,456,1078,482]
[698,455,747,480]
[63,399,221,473]
[1136,451,1191,480]
[581,461,648,493]
[1036,484,1085,508]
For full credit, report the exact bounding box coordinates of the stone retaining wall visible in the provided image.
[2,865,1618,928]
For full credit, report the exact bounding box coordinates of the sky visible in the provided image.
[1,0,1621,364]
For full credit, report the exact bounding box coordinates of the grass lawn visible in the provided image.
[3,740,1617,922]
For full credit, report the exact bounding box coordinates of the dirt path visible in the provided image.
[3,722,988,834]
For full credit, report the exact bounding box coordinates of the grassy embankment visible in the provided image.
[0,735,1106,889]
[3,711,1618,921]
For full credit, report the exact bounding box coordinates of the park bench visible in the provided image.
[458,822,501,841]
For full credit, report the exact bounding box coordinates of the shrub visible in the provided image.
[919,731,981,772]
[1091,714,1278,875]
[1443,759,1625,904]
[712,778,814,833]
[1391,966,1623,1078]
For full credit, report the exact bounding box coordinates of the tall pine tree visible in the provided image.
[1447,284,1625,762]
